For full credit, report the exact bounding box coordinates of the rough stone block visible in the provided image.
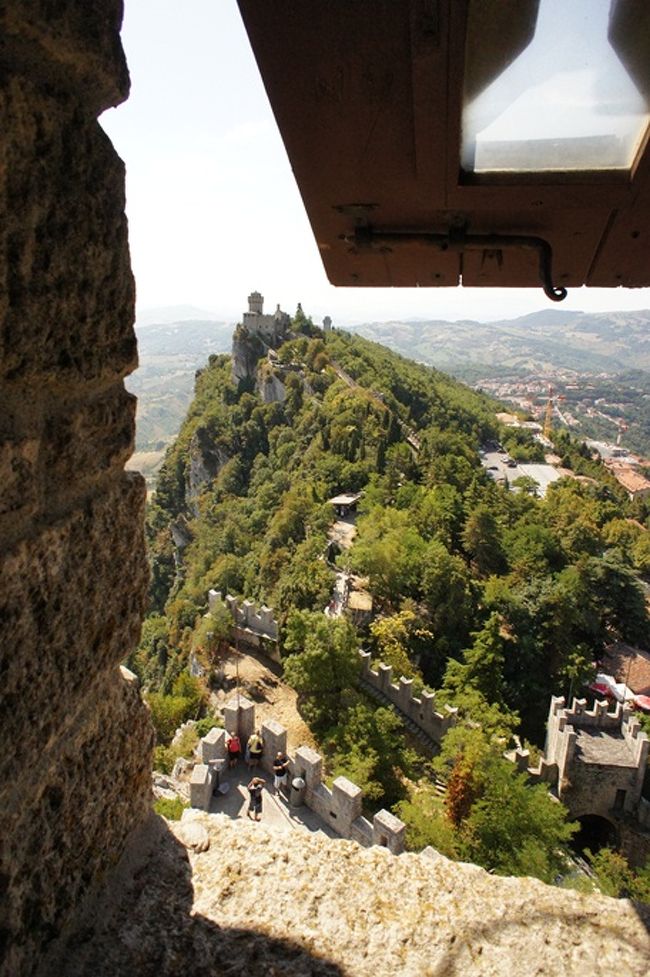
[1,82,136,387]
[260,719,287,774]
[358,650,372,676]
[0,473,147,787]
[190,764,214,811]
[294,746,322,788]
[42,385,136,496]
[332,777,363,825]
[0,0,130,112]
[398,676,413,709]
[377,663,392,691]
[198,727,226,764]
[373,809,406,854]
[0,436,39,525]
[223,695,256,743]
[1,667,153,977]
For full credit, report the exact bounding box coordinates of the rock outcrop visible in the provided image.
[186,427,231,507]
[231,325,265,384]
[0,3,154,975]
[49,813,650,977]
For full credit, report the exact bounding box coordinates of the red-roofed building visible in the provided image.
[604,642,650,697]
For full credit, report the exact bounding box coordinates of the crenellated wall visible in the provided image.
[193,699,406,854]
[0,4,154,975]
[209,588,280,658]
[542,696,649,821]
[358,651,457,745]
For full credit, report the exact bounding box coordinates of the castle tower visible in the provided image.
[323,315,332,333]
[248,290,264,315]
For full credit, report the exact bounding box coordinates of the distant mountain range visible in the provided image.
[126,318,234,479]
[348,309,650,379]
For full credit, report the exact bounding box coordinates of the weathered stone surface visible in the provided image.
[0,474,148,788]
[1,668,154,977]
[0,79,136,387]
[0,0,130,113]
[0,3,152,976]
[49,814,650,977]
[42,384,137,490]
[176,816,210,854]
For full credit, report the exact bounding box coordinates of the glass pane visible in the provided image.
[462,0,650,173]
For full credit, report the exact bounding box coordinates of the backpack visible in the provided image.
[228,735,240,753]
[249,734,262,753]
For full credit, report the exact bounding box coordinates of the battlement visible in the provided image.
[192,698,406,854]
[359,651,457,746]
[543,694,649,820]
[209,589,279,658]
[509,747,559,787]
[241,291,290,343]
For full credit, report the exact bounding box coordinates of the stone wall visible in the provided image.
[194,701,405,854]
[358,651,457,745]
[0,4,154,974]
[209,588,280,660]
[544,696,649,818]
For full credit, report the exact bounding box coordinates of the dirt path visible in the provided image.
[215,646,318,752]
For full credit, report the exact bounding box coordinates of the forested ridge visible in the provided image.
[136,311,650,894]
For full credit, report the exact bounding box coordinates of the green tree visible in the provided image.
[441,613,509,711]
[349,507,427,605]
[432,726,576,882]
[588,848,650,903]
[462,504,505,577]
[369,609,424,681]
[283,610,360,727]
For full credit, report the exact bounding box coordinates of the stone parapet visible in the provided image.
[358,651,457,745]
[198,727,227,764]
[209,589,279,642]
[260,719,288,774]
[223,695,256,743]
[190,764,215,811]
[202,702,406,853]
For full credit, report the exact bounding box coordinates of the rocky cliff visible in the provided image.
[0,3,154,975]
[50,812,650,977]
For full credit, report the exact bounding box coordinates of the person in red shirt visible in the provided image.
[226,730,241,768]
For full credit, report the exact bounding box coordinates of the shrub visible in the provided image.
[154,796,188,821]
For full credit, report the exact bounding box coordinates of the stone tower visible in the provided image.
[248,290,264,314]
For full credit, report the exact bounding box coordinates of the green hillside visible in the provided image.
[136,315,650,886]
[351,309,650,375]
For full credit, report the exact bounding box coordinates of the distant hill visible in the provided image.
[127,306,650,482]
[127,317,234,481]
[349,309,650,378]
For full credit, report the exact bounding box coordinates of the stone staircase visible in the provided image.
[359,676,440,757]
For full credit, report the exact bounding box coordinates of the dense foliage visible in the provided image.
[138,313,650,890]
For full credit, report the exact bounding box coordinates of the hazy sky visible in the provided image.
[100,0,650,326]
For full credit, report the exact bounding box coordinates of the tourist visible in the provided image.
[247,729,264,769]
[272,751,290,795]
[226,730,241,768]
[247,776,265,821]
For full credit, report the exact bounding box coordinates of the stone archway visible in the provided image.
[572,815,619,854]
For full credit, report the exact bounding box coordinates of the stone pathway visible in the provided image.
[208,762,338,838]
